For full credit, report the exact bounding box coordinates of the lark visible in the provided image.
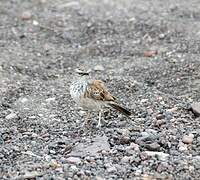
[70,69,131,127]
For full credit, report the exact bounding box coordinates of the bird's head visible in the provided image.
[74,68,90,76]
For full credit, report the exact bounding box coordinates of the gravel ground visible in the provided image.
[0,0,200,179]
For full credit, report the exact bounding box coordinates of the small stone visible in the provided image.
[137,129,158,143]
[95,176,104,180]
[21,171,42,179]
[197,136,200,143]
[182,134,194,144]
[66,157,81,164]
[101,150,109,155]
[146,142,160,151]
[155,119,166,127]
[70,165,78,172]
[147,108,153,115]
[156,162,168,172]
[140,132,150,138]
[85,156,95,163]
[129,17,136,22]
[135,169,142,176]
[141,99,148,103]
[178,143,188,152]
[129,143,140,151]
[121,156,130,163]
[107,166,117,173]
[189,165,195,172]
[45,155,52,161]
[20,97,28,103]
[156,114,165,120]
[29,116,36,119]
[126,148,135,155]
[49,159,61,169]
[33,20,39,26]
[40,0,47,3]
[144,151,169,161]
[5,112,17,120]
[159,33,165,39]
[21,11,32,20]
[166,107,178,113]
[144,50,157,57]
[46,97,56,102]
[94,65,104,71]
[32,133,38,138]
[178,141,188,151]
[191,102,200,117]
[140,152,149,161]
[49,150,56,154]
[120,136,130,144]
[78,110,86,116]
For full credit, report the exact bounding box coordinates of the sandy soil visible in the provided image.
[0,0,200,179]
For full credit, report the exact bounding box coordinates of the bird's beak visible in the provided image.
[75,68,90,76]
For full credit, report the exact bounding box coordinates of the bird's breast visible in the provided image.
[70,80,87,103]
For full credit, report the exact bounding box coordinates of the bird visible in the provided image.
[70,69,131,127]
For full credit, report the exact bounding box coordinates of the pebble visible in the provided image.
[78,110,86,116]
[70,165,78,172]
[45,155,52,161]
[159,33,165,39]
[129,143,140,151]
[144,151,169,161]
[189,165,195,172]
[120,136,130,144]
[137,129,158,142]
[46,97,56,102]
[178,142,188,152]
[140,99,148,103]
[156,114,165,120]
[155,119,166,127]
[21,11,32,20]
[33,20,39,26]
[5,112,17,120]
[96,176,105,180]
[140,152,149,161]
[101,150,109,155]
[166,107,178,113]
[182,134,194,144]
[156,162,168,172]
[94,65,105,71]
[144,50,157,57]
[49,150,56,154]
[126,148,135,155]
[191,102,200,117]
[140,132,149,138]
[146,142,160,151]
[20,97,28,103]
[49,159,61,169]
[66,157,82,165]
[121,156,130,163]
[29,116,37,119]
[129,17,136,22]
[107,166,117,173]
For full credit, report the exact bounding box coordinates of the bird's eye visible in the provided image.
[93,91,99,95]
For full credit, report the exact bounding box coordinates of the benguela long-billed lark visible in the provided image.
[70,69,131,127]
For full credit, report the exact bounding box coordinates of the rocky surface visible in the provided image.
[0,0,200,179]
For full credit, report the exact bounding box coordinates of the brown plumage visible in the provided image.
[84,80,131,116]
[84,80,115,101]
[70,76,131,127]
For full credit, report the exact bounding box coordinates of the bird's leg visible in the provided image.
[83,111,91,127]
[97,109,102,128]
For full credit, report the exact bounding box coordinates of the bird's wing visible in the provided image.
[84,80,116,101]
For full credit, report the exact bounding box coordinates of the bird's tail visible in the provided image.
[108,103,131,117]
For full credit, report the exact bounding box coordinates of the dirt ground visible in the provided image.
[0,0,200,179]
